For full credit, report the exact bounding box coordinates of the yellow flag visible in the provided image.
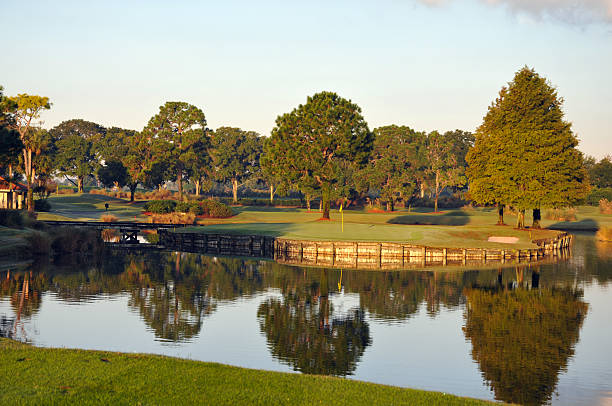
[339,203,343,212]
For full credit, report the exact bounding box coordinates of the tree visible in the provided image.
[464,282,587,405]
[143,102,208,200]
[3,94,51,211]
[54,134,96,192]
[357,125,425,211]
[590,156,612,189]
[212,127,262,203]
[268,92,373,219]
[467,67,589,228]
[50,119,106,192]
[97,160,128,189]
[261,136,290,204]
[0,126,23,177]
[425,131,467,212]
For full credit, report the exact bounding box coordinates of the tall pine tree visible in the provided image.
[467,67,589,228]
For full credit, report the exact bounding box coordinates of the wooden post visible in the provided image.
[354,243,358,268]
[378,243,382,269]
[442,248,447,266]
[332,243,335,266]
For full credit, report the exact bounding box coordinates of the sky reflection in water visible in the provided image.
[1,233,611,405]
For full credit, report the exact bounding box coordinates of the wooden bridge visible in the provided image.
[41,220,189,244]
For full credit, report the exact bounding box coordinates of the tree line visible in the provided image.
[1,66,604,227]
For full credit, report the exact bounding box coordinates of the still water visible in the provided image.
[1,233,611,405]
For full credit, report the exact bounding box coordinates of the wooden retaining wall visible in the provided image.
[156,230,572,270]
[157,230,275,258]
[274,233,573,270]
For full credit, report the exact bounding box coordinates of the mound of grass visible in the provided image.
[0,339,491,406]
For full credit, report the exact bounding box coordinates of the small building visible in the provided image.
[0,176,26,209]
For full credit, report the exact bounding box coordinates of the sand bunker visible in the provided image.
[488,236,519,244]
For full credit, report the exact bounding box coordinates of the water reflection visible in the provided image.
[464,267,588,405]
[257,269,371,376]
[0,233,610,405]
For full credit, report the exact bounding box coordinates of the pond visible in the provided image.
[1,233,611,405]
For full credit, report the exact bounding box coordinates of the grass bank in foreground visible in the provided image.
[0,339,492,406]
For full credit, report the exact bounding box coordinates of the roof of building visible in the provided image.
[0,175,27,192]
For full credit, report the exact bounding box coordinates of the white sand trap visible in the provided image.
[488,236,519,244]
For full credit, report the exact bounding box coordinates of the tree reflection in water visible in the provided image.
[257,269,371,376]
[463,267,588,406]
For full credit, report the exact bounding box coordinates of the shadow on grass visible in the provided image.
[184,222,298,237]
[232,206,303,213]
[387,214,470,226]
[548,218,599,231]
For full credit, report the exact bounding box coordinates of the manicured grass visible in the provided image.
[33,194,612,248]
[0,339,492,406]
[37,193,147,221]
[181,221,559,249]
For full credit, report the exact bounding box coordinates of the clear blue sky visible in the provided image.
[1,0,611,158]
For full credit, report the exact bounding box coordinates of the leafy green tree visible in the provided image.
[24,127,56,191]
[261,136,291,204]
[590,156,612,189]
[96,126,134,163]
[3,94,51,211]
[54,134,96,192]
[97,160,129,189]
[357,125,425,211]
[467,67,589,228]
[0,126,23,177]
[50,119,106,192]
[425,131,467,212]
[211,127,262,203]
[268,92,373,219]
[143,102,208,200]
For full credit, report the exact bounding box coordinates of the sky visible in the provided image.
[1,0,611,158]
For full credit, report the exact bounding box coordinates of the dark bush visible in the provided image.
[34,199,51,212]
[175,201,191,213]
[199,200,234,218]
[586,188,612,206]
[0,209,24,228]
[144,200,177,214]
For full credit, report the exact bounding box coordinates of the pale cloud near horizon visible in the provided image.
[418,0,612,23]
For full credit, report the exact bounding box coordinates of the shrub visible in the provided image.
[143,200,177,214]
[24,230,51,254]
[57,187,76,195]
[199,199,233,218]
[586,188,612,206]
[150,212,196,225]
[50,227,104,255]
[599,199,612,215]
[0,209,24,228]
[175,201,192,213]
[100,214,119,222]
[544,208,577,222]
[596,226,612,242]
[34,199,51,212]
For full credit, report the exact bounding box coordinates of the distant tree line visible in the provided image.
[1,66,602,227]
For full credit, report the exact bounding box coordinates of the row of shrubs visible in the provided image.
[143,199,234,218]
[218,197,304,207]
[586,188,612,206]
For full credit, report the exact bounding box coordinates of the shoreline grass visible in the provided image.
[0,338,493,405]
